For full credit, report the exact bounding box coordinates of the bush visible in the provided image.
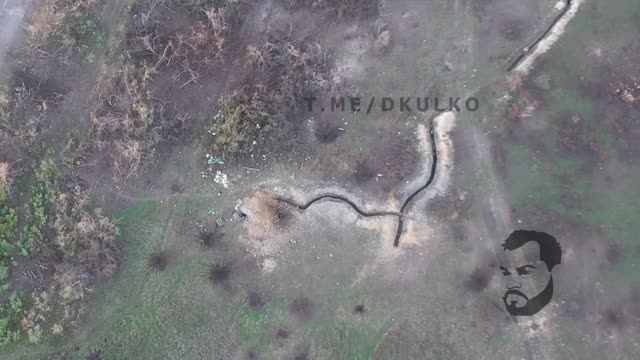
[0,293,25,345]
[0,204,17,290]
[208,33,332,158]
[20,160,59,256]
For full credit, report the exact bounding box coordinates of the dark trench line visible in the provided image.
[393,114,438,247]
[507,0,572,72]
[276,194,400,218]
[276,114,438,248]
[276,0,575,247]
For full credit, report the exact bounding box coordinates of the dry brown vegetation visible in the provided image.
[17,184,121,340]
[282,0,380,20]
[0,73,58,152]
[90,0,241,180]
[52,185,121,282]
[21,0,104,67]
[209,30,335,158]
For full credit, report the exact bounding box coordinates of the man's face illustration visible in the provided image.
[500,241,554,316]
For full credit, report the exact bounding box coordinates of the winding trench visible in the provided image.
[276,115,437,248]
[508,0,572,72]
[276,0,575,247]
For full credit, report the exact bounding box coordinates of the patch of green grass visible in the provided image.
[504,143,572,213]
[232,300,286,351]
[601,254,640,289]
[311,317,392,360]
[583,187,640,248]
[0,293,25,346]
[19,160,60,257]
[0,204,17,291]
[487,327,507,349]
[546,88,595,120]
[504,142,640,251]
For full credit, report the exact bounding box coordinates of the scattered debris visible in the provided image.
[206,154,225,166]
[214,171,229,188]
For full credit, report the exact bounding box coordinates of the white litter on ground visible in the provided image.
[214,171,229,188]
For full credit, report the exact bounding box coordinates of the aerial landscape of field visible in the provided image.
[0,0,639,359]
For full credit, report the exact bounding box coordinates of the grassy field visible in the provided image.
[1,0,639,358]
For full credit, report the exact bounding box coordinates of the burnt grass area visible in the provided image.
[146,248,170,273]
[198,228,224,249]
[207,262,234,289]
[288,296,314,321]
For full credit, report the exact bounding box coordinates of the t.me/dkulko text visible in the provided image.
[303,97,480,114]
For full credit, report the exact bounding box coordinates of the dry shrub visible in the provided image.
[22,0,101,62]
[91,0,239,179]
[209,31,334,157]
[111,140,145,181]
[237,191,284,239]
[126,1,236,86]
[19,184,120,337]
[53,186,121,281]
[25,0,64,42]
[0,76,49,147]
[90,61,155,181]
